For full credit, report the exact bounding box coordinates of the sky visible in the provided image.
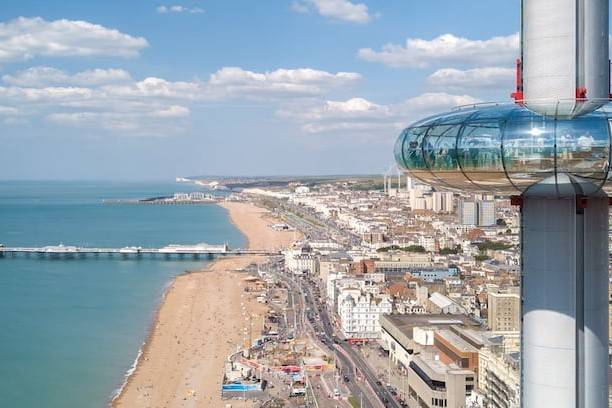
[0,0,522,180]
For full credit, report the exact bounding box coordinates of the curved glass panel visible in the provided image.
[502,109,556,190]
[394,103,612,194]
[417,125,449,187]
[458,119,515,192]
[425,123,477,190]
[400,126,431,184]
[394,129,406,168]
[555,114,610,182]
[470,104,515,121]
[426,109,474,125]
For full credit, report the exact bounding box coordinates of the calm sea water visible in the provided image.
[0,181,245,408]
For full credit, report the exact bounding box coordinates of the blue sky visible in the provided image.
[0,0,521,180]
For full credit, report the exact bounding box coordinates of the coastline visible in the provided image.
[112,200,296,407]
[109,275,177,402]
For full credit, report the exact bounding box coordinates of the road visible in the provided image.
[288,273,406,408]
[261,198,360,246]
[294,275,403,408]
[277,271,374,407]
[263,198,402,407]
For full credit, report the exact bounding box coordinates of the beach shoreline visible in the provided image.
[112,200,295,408]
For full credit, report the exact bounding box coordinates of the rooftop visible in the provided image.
[436,329,478,354]
[382,313,481,340]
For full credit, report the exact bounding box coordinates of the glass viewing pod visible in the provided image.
[394,103,612,194]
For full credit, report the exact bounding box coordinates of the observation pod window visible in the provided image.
[502,108,556,191]
[394,129,406,169]
[395,103,612,194]
[554,113,610,184]
[458,119,512,193]
[399,126,430,184]
[423,121,479,190]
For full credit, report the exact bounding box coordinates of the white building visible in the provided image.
[459,200,496,227]
[337,288,392,339]
[407,356,476,408]
[419,236,437,252]
[432,191,454,213]
[477,201,496,227]
[478,343,520,408]
[284,247,318,275]
[459,201,478,225]
[428,292,466,315]
[295,186,310,194]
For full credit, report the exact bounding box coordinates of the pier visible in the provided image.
[0,243,280,260]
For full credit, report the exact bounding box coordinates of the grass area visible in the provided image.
[475,240,514,251]
[377,244,426,253]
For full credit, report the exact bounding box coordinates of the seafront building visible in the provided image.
[284,245,318,275]
[337,288,392,339]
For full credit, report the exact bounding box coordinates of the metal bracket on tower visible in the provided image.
[510,195,524,208]
[576,195,588,210]
[511,58,524,104]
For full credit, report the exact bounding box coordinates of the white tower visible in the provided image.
[521,176,608,408]
[519,0,609,117]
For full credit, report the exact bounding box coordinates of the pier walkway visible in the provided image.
[0,244,280,259]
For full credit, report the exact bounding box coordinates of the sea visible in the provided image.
[0,181,246,408]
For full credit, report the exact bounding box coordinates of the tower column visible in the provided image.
[521,176,608,408]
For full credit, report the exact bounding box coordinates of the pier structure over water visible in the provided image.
[0,243,279,259]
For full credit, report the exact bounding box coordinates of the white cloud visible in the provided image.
[3,66,132,87]
[86,67,360,102]
[74,68,132,85]
[279,93,481,133]
[281,97,392,121]
[156,5,204,14]
[206,67,361,99]
[0,85,95,103]
[152,105,190,118]
[102,77,203,99]
[0,17,148,63]
[292,0,372,23]
[0,65,360,135]
[426,67,515,91]
[46,110,189,134]
[0,105,18,115]
[358,33,519,68]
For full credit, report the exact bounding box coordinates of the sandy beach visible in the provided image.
[113,201,295,408]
